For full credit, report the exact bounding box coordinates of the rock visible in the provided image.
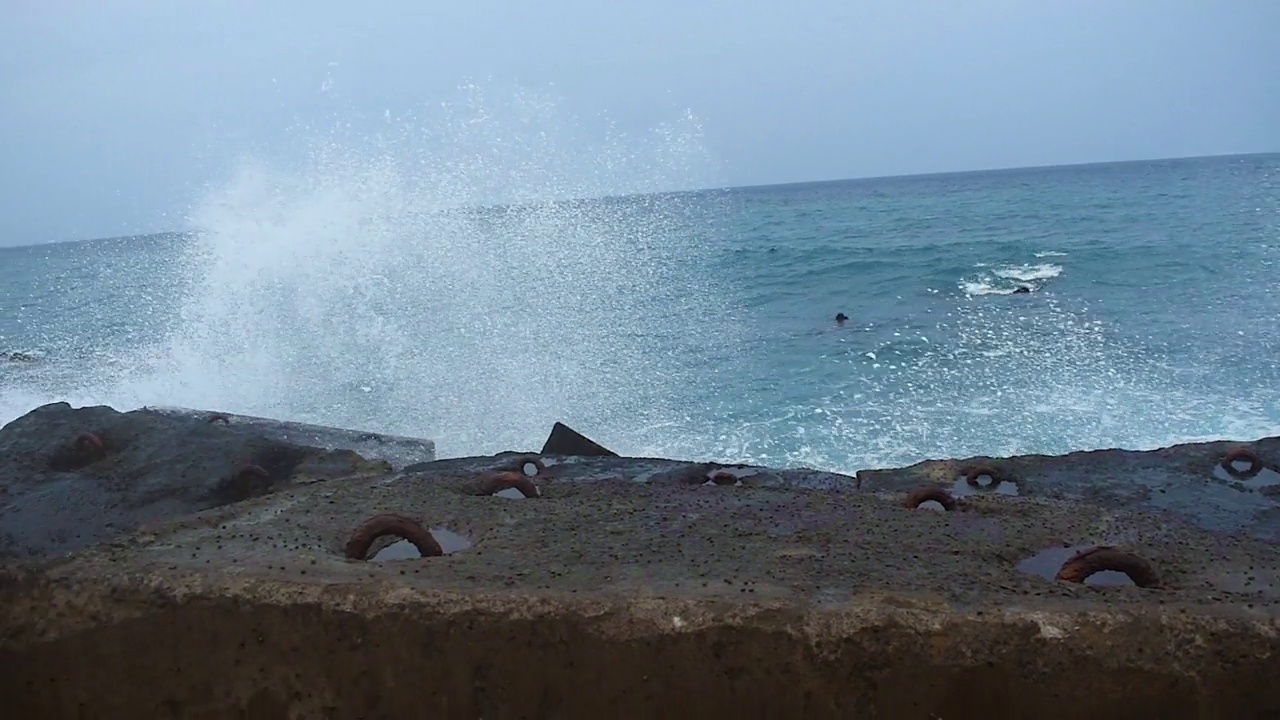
[0,403,405,561]
[143,406,435,469]
[540,421,617,457]
[1,449,1278,717]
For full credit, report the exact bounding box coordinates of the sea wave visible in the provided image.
[959,281,1018,296]
[993,263,1063,282]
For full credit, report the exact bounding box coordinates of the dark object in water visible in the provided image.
[541,421,617,457]
[835,312,848,323]
[1013,286,1032,294]
[1,351,37,362]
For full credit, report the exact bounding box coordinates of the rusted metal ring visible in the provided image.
[480,470,540,498]
[509,454,546,476]
[1055,546,1159,588]
[1221,447,1264,480]
[710,471,738,485]
[345,513,443,560]
[236,463,270,481]
[904,486,957,511]
[74,432,106,459]
[964,464,1004,489]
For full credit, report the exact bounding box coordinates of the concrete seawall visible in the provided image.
[1,403,1278,718]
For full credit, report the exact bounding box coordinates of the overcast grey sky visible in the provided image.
[1,0,1277,245]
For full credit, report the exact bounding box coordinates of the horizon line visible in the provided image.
[716,149,1279,194]
[5,149,1276,250]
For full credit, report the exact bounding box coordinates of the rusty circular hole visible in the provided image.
[904,486,957,511]
[480,470,540,498]
[345,513,443,560]
[710,471,738,486]
[1221,447,1264,480]
[964,464,1004,489]
[510,454,546,477]
[74,432,106,459]
[1055,546,1159,588]
[237,463,270,481]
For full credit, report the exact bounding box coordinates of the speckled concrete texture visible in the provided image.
[2,406,1279,718]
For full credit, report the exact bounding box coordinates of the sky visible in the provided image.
[1,0,1277,245]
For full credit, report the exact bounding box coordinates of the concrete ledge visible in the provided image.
[2,577,1277,719]
[2,406,1279,717]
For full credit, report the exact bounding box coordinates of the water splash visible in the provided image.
[32,85,739,457]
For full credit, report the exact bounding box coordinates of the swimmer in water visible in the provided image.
[835,313,848,324]
[1012,285,1032,294]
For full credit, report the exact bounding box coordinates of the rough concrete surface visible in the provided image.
[2,403,1279,718]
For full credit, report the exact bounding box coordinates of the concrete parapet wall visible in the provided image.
[1,403,1278,717]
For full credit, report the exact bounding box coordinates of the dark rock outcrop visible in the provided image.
[0,403,419,561]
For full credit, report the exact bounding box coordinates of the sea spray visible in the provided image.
[22,85,743,458]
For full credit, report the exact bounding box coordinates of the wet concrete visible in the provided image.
[2,406,1280,717]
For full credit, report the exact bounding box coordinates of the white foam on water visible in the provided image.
[993,263,1063,281]
[959,280,1017,296]
[696,293,1280,475]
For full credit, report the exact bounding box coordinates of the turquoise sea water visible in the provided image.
[2,152,1278,473]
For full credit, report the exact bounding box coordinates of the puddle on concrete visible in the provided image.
[494,487,529,499]
[951,475,1019,497]
[370,528,472,561]
[1246,468,1280,490]
[916,499,948,512]
[1212,463,1280,490]
[1016,544,1135,587]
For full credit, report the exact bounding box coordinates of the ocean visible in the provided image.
[2,130,1277,473]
